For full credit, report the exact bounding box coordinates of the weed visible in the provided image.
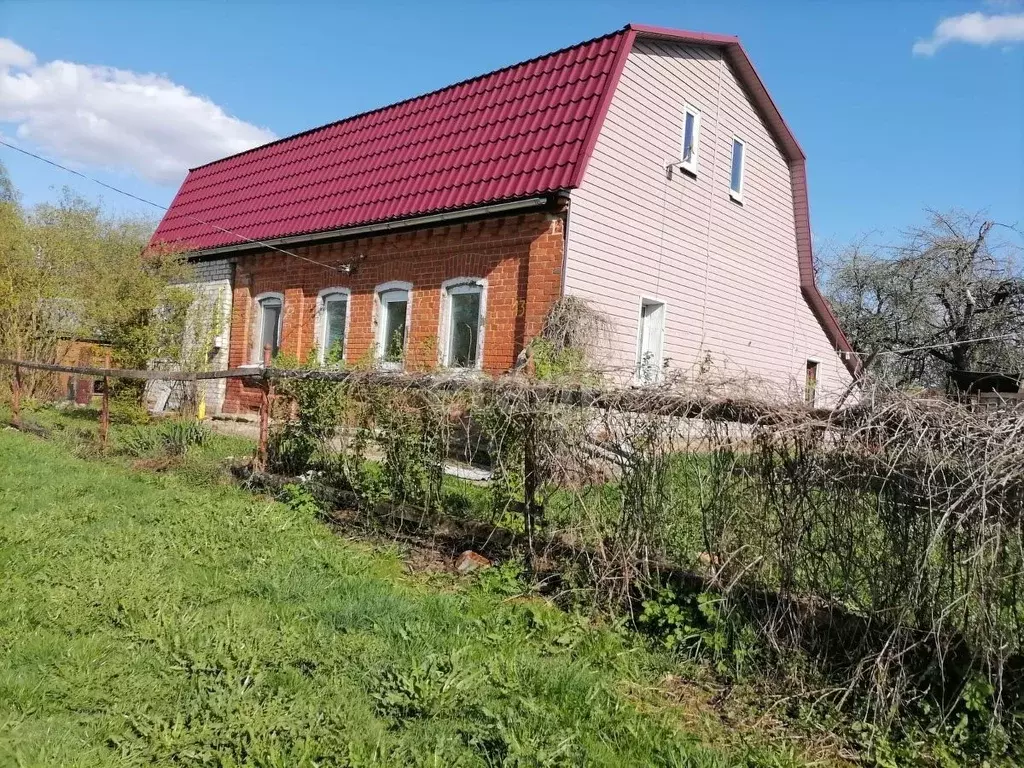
[370,653,475,721]
[639,587,759,679]
[117,425,159,457]
[280,482,322,517]
[476,557,528,598]
[158,418,210,456]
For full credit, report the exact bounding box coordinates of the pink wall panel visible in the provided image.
[564,39,853,403]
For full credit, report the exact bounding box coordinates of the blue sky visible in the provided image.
[0,0,1021,248]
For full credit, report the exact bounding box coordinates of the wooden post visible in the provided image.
[522,394,540,565]
[11,342,22,428]
[256,344,272,472]
[11,363,21,428]
[99,351,111,449]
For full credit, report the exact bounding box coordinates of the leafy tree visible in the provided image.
[822,210,1023,389]
[0,163,196,397]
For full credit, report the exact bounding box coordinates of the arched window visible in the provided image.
[315,288,350,365]
[252,292,284,364]
[440,277,486,369]
[374,281,412,369]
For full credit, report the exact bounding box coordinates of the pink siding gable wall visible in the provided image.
[564,37,854,402]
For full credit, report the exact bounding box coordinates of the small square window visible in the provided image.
[730,138,745,201]
[679,105,701,175]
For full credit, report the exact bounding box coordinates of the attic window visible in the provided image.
[679,105,701,175]
[805,360,819,406]
[729,138,745,202]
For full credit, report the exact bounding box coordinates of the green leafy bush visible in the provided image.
[109,392,151,425]
[267,354,344,475]
[476,557,527,598]
[639,587,759,678]
[279,482,322,517]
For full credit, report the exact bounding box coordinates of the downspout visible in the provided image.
[557,190,572,299]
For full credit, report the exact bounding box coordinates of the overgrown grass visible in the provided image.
[0,426,817,767]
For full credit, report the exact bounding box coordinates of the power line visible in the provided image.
[0,138,347,273]
[870,334,1018,356]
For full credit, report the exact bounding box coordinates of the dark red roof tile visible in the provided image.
[151,29,629,251]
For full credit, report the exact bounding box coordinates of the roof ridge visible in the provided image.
[188,26,629,174]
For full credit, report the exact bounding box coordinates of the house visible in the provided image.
[150,23,859,414]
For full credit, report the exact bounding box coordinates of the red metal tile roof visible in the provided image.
[151,29,630,251]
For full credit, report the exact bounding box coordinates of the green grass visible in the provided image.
[0,427,809,767]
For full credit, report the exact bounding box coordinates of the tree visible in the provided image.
[0,163,196,397]
[822,210,1023,390]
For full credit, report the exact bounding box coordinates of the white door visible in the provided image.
[636,300,665,383]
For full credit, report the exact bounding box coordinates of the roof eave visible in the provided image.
[177,195,555,260]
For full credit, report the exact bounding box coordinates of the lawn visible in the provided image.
[0,426,803,767]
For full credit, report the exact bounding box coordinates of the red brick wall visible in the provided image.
[224,211,565,412]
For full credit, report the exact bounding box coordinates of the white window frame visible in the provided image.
[315,287,351,366]
[634,296,667,384]
[439,277,487,370]
[679,104,702,176]
[729,137,746,203]
[250,291,284,366]
[374,281,412,370]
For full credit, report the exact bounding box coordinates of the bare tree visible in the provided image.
[822,210,1023,389]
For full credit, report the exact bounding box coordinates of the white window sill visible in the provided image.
[729,190,744,205]
[441,365,485,377]
[679,162,698,178]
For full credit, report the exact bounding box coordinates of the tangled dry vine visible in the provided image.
[255,362,1024,742]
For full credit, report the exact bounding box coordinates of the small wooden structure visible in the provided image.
[948,370,1023,411]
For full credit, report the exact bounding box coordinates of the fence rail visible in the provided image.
[1,348,856,468]
[0,357,261,382]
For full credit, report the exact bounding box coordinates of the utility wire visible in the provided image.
[869,334,1018,356]
[0,138,346,273]
[6,142,1019,367]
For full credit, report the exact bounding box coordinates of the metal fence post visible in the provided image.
[99,351,111,449]
[256,344,272,471]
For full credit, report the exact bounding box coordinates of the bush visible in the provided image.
[109,392,151,425]
[267,355,345,475]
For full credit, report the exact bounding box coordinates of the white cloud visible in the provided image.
[0,40,35,70]
[913,12,1024,55]
[0,39,275,184]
